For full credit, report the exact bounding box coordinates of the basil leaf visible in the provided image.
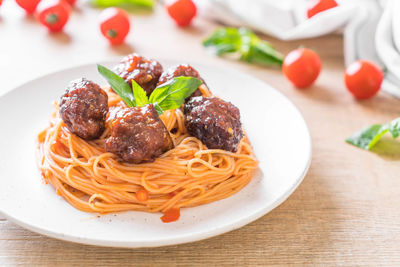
[203,27,241,55]
[97,66,201,114]
[90,0,154,8]
[97,64,135,107]
[238,28,283,65]
[250,42,284,65]
[153,103,164,115]
[346,124,386,150]
[131,80,149,107]
[388,118,400,138]
[346,118,400,150]
[149,77,202,112]
[203,27,283,66]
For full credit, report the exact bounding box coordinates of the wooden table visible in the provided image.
[1,1,400,266]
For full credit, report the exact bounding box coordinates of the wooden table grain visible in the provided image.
[1,1,400,266]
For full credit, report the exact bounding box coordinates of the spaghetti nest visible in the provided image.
[37,88,258,214]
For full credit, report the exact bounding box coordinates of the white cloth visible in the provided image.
[196,0,400,98]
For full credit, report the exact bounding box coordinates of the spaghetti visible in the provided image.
[37,86,258,218]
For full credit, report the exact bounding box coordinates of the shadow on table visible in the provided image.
[350,93,400,116]
[180,24,209,36]
[22,14,36,24]
[296,84,339,104]
[371,136,400,161]
[108,43,134,55]
[46,32,72,45]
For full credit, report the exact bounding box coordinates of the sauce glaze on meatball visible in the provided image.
[105,104,173,163]
[158,64,204,100]
[184,97,243,152]
[60,78,108,140]
[114,53,163,96]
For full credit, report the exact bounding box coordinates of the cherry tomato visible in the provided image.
[166,0,197,27]
[282,48,322,89]
[64,0,77,6]
[307,0,338,18]
[0,0,2,7]
[99,8,130,45]
[161,208,180,223]
[344,60,383,99]
[136,189,148,202]
[37,0,71,32]
[16,0,41,14]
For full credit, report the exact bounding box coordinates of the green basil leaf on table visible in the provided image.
[90,0,154,8]
[149,77,202,112]
[346,118,400,150]
[131,80,149,107]
[250,42,285,66]
[202,27,242,55]
[203,27,284,66]
[388,118,400,138]
[97,64,136,107]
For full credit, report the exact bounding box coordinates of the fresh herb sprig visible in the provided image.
[97,65,136,106]
[97,64,202,114]
[203,27,284,66]
[346,118,400,150]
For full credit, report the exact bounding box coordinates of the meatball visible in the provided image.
[60,78,108,140]
[105,104,174,163]
[158,64,205,100]
[114,53,163,96]
[184,97,243,152]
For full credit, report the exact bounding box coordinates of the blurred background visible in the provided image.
[1,0,399,96]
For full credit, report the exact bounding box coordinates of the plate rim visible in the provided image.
[0,60,312,248]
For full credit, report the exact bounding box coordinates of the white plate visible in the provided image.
[0,60,311,248]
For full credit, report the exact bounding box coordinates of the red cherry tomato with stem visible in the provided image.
[64,0,76,6]
[166,0,197,27]
[99,7,130,45]
[37,0,71,32]
[282,48,322,89]
[344,60,383,99]
[16,0,41,14]
[307,0,338,18]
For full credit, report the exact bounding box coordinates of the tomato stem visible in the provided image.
[106,29,117,38]
[46,13,59,25]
